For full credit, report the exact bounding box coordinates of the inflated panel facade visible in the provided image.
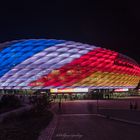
[0,39,139,89]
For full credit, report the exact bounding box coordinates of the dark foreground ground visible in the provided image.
[52,115,140,140]
[1,99,140,140]
[50,100,140,140]
[0,109,53,140]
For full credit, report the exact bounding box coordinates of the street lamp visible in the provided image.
[93,90,99,114]
[97,90,99,114]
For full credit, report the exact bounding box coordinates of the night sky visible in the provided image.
[0,1,139,63]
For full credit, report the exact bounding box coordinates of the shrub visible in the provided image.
[0,95,21,108]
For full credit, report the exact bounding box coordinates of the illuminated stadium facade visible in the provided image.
[0,39,140,91]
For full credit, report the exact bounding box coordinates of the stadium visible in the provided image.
[0,39,140,98]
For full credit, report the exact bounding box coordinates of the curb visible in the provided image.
[38,104,58,140]
[108,116,140,126]
[97,113,140,126]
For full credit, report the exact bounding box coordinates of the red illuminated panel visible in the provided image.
[29,48,140,87]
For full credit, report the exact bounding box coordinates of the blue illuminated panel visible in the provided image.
[0,39,65,77]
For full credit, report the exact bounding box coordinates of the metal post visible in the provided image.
[97,89,99,113]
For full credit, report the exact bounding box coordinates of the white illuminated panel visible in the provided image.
[50,88,88,93]
[114,88,129,92]
[0,43,96,88]
[0,39,139,90]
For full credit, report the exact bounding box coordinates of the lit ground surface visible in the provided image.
[49,99,140,140]
[53,97,140,110]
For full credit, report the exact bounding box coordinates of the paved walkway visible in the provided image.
[39,100,140,140]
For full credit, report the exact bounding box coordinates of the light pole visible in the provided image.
[97,90,99,114]
[94,89,99,114]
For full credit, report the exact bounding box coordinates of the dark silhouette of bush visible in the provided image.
[0,94,21,108]
[30,94,51,114]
